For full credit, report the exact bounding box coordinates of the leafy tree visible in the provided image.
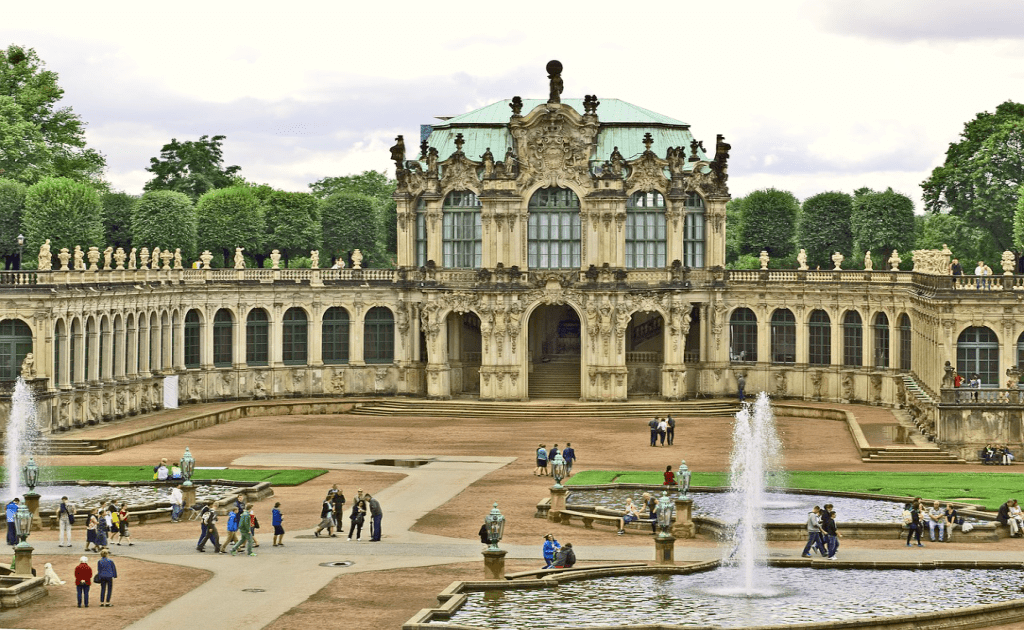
[101,191,137,251]
[922,102,1024,253]
[22,177,103,255]
[0,178,27,268]
[850,188,916,261]
[144,135,241,201]
[919,212,998,269]
[321,192,382,267]
[131,191,197,262]
[196,186,265,267]
[311,170,396,258]
[265,190,321,266]
[0,45,106,184]
[725,197,743,263]
[737,188,799,258]
[797,191,853,269]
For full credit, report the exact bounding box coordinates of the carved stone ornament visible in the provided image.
[625,146,669,193]
[511,105,597,192]
[440,152,480,191]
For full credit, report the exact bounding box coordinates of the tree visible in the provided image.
[264,190,321,266]
[196,186,265,267]
[797,191,853,269]
[311,170,396,259]
[321,192,382,267]
[922,102,1024,252]
[0,178,27,268]
[144,135,241,201]
[725,197,743,263]
[919,212,998,269]
[101,191,137,251]
[0,45,106,184]
[131,191,197,262]
[22,177,103,256]
[850,188,916,261]
[737,188,799,258]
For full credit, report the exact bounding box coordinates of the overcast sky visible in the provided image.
[6,0,1024,208]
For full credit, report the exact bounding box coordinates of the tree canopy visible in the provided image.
[22,177,104,254]
[736,188,799,258]
[144,135,241,201]
[264,190,321,265]
[797,191,853,269]
[919,212,998,268]
[851,188,916,260]
[0,178,27,267]
[311,170,396,259]
[132,190,197,261]
[321,192,382,266]
[196,186,265,266]
[101,191,136,251]
[0,45,106,184]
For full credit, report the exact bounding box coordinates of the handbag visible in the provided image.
[68,513,75,525]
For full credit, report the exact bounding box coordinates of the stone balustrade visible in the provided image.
[940,387,1024,405]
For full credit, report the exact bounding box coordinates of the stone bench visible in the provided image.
[554,509,654,531]
[505,563,648,580]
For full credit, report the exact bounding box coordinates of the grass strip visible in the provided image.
[0,466,327,486]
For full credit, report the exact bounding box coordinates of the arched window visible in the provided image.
[808,310,831,366]
[899,314,912,372]
[1016,331,1024,379]
[213,309,233,367]
[770,309,796,364]
[184,310,201,369]
[113,316,122,378]
[684,192,706,268]
[873,313,890,369]
[54,319,66,386]
[528,187,580,269]
[246,309,269,366]
[415,196,427,267]
[364,307,394,364]
[0,319,32,380]
[958,326,999,386]
[322,307,350,364]
[729,308,757,362]
[282,308,308,365]
[125,314,135,377]
[71,318,82,383]
[625,191,666,269]
[86,317,96,381]
[442,191,481,268]
[843,311,863,367]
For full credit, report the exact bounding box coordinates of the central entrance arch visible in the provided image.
[527,304,581,399]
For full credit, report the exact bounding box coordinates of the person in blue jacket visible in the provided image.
[272,502,285,547]
[542,534,560,569]
[95,549,118,606]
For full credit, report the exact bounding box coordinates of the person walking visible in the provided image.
[657,418,668,446]
[666,415,675,446]
[542,534,560,569]
[94,508,109,551]
[648,417,659,447]
[348,494,366,541]
[95,549,117,607]
[170,485,184,522]
[562,443,576,477]
[534,444,548,476]
[197,506,221,552]
[314,494,336,537]
[272,502,285,547]
[231,503,256,556]
[58,496,74,548]
[6,497,20,546]
[85,508,99,552]
[250,507,260,548]
[737,374,746,403]
[366,493,383,542]
[74,556,92,607]
[223,506,241,549]
[331,488,346,531]
[905,502,924,547]
[800,506,826,557]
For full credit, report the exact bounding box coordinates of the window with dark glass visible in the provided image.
[0,319,32,381]
[213,309,233,367]
[364,306,394,364]
[442,191,481,268]
[808,310,831,366]
[843,311,863,367]
[246,309,269,366]
[184,310,201,368]
[958,326,999,386]
[729,308,758,362]
[899,314,912,372]
[770,309,796,364]
[282,308,308,365]
[873,312,890,369]
[625,191,666,268]
[54,322,64,386]
[415,197,427,267]
[683,192,705,268]
[322,307,350,364]
[528,187,581,269]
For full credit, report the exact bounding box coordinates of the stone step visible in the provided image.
[350,399,740,418]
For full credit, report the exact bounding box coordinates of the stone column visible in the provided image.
[309,307,323,367]
[548,486,567,522]
[13,543,34,576]
[654,534,676,565]
[482,549,508,579]
[672,496,696,539]
[181,484,197,510]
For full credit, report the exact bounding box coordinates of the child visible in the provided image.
[272,502,285,547]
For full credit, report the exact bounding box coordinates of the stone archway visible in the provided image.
[527,304,581,399]
[625,310,664,398]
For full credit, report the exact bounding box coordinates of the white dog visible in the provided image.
[43,562,65,586]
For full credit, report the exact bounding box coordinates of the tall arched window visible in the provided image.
[71,318,82,383]
[0,319,32,381]
[54,319,66,386]
[213,309,233,367]
[282,308,308,365]
[729,308,757,362]
[364,306,394,364]
[843,311,863,367]
[184,310,201,368]
[899,314,912,372]
[770,309,796,364]
[246,309,269,366]
[442,191,481,268]
[86,317,96,381]
[958,326,999,386]
[808,310,831,366]
[873,313,890,369]
[322,307,350,364]
[415,196,427,267]
[625,191,666,268]
[528,187,580,269]
[683,192,705,268]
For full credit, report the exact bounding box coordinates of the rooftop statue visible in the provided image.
[546,60,563,104]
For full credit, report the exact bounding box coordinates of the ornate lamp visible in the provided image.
[484,502,505,551]
[657,491,674,537]
[679,460,692,497]
[22,457,39,493]
[14,503,32,547]
[550,452,567,488]
[180,447,195,486]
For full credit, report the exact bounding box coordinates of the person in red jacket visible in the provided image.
[74,556,92,608]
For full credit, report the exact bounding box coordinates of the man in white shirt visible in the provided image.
[975,261,986,290]
[170,486,184,522]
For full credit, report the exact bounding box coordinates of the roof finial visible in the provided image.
[546,60,563,105]
[454,133,465,153]
[642,132,654,152]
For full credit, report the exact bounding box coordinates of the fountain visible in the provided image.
[3,378,44,500]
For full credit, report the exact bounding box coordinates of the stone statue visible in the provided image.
[37,239,51,271]
[832,251,844,271]
[57,248,70,271]
[509,96,523,116]
[426,147,439,177]
[87,246,100,271]
[234,247,245,269]
[173,248,183,270]
[481,148,494,178]
[888,249,901,271]
[139,247,149,270]
[200,250,213,269]
[942,360,955,388]
[310,250,320,269]
[1002,250,1016,275]
[270,249,281,269]
[351,249,363,270]
[863,251,873,271]
[546,59,563,104]
[114,247,126,270]
[103,247,113,270]
[20,353,35,379]
[504,147,515,176]
[128,248,137,270]
[73,246,85,271]
[389,135,405,170]
[759,250,769,270]
[152,247,161,269]
[608,147,625,177]
[797,249,808,270]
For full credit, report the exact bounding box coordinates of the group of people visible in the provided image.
[800,504,841,559]
[83,499,133,551]
[72,551,118,607]
[982,444,1015,465]
[902,498,960,545]
[617,493,663,536]
[539,534,576,569]
[314,486,383,542]
[647,417,675,447]
[153,457,186,482]
[191,493,261,555]
[534,443,577,476]
[996,499,1024,537]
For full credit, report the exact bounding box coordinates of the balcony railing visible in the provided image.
[940,387,1024,405]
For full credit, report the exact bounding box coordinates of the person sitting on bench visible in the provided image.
[617,498,640,536]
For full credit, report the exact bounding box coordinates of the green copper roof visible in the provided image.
[441,98,688,126]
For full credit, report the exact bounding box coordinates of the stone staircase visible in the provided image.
[45,439,106,456]
[902,375,938,407]
[860,407,964,464]
[528,358,582,399]
[350,398,741,419]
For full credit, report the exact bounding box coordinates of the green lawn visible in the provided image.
[566,470,1024,511]
[0,466,327,486]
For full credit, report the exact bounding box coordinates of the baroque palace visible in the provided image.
[0,62,1018,458]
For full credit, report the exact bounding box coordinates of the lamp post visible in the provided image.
[13,503,34,576]
[179,447,197,508]
[654,491,676,564]
[482,502,508,579]
[548,452,568,521]
[15,233,24,271]
[23,457,42,530]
